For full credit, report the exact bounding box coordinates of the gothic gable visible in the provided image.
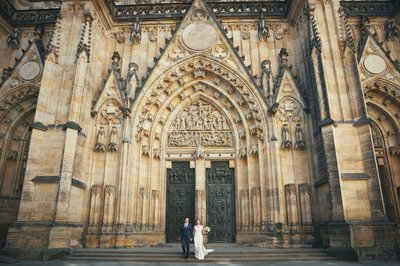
[274,70,305,109]
[0,39,45,93]
[91,65,126,118]
[358,35,400,86]
[140,0,257,92]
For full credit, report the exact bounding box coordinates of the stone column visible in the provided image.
[195,159,206,224]
[48,125,79,248]
[306,0,386,259]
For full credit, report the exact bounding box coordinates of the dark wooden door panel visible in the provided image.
[166,162,195,242]
[207,161,235,243]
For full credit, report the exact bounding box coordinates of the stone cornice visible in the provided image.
[105,0,291,21]
[1,0,398,27]
[0,0,59,27]
[340,0,400,17]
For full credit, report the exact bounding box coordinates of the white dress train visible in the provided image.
[194,225,214,260]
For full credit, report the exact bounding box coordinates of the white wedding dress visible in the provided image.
[194,225,214,260]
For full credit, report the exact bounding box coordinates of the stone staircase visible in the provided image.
[65,243,336,263]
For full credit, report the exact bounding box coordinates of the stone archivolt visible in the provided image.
[133,57,266,149]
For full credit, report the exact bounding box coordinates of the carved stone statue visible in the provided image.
[108,126,118,152]
[294,124,305,150]
[130,15,141,44]
[361,16,371,35]
[194,145,204,159]
[258,12,270,41]
[95,127,106,152]
[281,124,292,150]
[7,28,20,49]
[126,62,139,102]
[260,60,273,105]
[111,51,121,68]
[34,25,44,40]
[279,48,289,68]
[384,19,400,41]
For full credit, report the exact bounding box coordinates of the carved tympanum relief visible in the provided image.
[168,100,233,147]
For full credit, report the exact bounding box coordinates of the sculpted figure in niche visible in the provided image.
[126,62,139,102]
[294,124,305,150]
[95,127,106,152]
[130,15,141,44]
[371,124,383,148]
[281,124,292,150]
[260,60,273,105]
[384,19,400,41]
[258,12,270,41]
[108,126,118,152]
[7,28,20,49]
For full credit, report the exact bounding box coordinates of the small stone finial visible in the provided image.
[2,67,13,82]
[130,15,141,44]
[279,48,289,67]
[258,12,270,41]
[111,51,121,68]
[384,19,400,41]
[84,11,94,23]
[7,28,20,49]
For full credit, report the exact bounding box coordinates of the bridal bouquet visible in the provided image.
[204,226,211,232]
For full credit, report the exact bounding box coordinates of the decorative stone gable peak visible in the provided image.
[91,51,129,117]
[0,39,45,89]
[358,31,400,85]
[272,49,304,106]
[138,0,258,94]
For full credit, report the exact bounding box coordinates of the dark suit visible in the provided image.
[180,223,193,258]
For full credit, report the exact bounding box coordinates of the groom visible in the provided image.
[180,217,193,259]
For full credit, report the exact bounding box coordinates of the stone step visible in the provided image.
[65,256,335,263]
[66,245,335,262]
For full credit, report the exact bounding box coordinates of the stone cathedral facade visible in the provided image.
[0,0,399,260]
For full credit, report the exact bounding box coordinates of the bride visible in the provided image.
[193,218,214,260]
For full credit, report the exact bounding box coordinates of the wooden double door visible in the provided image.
[166,161,235,243]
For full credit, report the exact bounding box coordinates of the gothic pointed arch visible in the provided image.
[0,39,43,249]
[359,30,400,223]
[122,1,274,238]
[0,38,43,198]
[132,56,267,158]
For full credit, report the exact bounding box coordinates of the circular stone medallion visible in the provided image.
[363,55,387,74]
[20,61,41,81]
[182,22,217,51]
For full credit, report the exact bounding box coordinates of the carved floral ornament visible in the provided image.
[0,86,39,113]
[137,57,262,113]
[278,97,302,122]
[99,100,122,125]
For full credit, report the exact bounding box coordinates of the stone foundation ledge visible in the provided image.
[1,246,71,261]
[3,222,84,260]
[85,232,166,248]
[236,231,315,248]
[317,220,399,261]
